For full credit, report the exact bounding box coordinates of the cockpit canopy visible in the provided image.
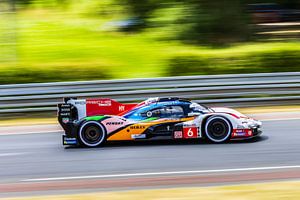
[140,105,184,118]
[123,98,210,121]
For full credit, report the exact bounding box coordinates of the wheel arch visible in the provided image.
[78,120,107,147]
[202,114,233,143]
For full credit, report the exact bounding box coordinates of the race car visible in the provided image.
[58,97,262,147]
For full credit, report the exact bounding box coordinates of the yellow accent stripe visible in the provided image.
[107,117,194,141]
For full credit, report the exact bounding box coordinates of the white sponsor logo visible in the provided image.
[183,124,197,127]
[119,105,125,111]
[75,101,86,105]
[86,100,112,106]
[131,134,146,139]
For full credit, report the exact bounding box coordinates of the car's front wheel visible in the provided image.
[204,116,232,143]
[78,121,106,147]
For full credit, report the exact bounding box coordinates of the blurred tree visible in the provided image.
[14,0,68,7]
[15,0,30,4]
[122,0,252,44]
[121,0,162,30]
[178,0,251,45]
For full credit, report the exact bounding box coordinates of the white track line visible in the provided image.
[0,152,27,157]
[22,165,300,182]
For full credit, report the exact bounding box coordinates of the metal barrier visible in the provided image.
[1,72,300,113]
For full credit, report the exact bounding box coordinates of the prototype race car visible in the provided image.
[58,97,262,147]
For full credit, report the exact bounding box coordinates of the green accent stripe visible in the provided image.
[85,116,105,121]
[141,117,158,122]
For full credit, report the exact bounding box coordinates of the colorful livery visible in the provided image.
[58,97,262,147]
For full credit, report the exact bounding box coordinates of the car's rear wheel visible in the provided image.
[204,116,231,143]
[79,121,106,147]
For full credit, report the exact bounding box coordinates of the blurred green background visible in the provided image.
[0,0,299,84]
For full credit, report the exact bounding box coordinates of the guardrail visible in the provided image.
[1,72,300,114]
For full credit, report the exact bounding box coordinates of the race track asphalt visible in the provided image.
[0,119,300,197]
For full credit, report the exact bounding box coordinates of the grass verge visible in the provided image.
[5,180,300,200]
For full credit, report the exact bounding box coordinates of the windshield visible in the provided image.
[189,102,211,113]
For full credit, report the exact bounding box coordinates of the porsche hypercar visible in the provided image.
[58,97,262,147]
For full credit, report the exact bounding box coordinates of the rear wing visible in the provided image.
[58,97,137,125]
[85,98,137,117]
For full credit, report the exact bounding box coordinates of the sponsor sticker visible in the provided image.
[106,122,124,125]
[131,134,146,139]
[130,125,146,129]
[60,113,70,116]
[119,105,125,111]
[183,124,197,127]
[63,137,77,145]
[60,108,71,112]
[62,118,70,123]
[247,130,253,136]
[233,129,253,137]
[88,100,112,106]
[61,104,71,107]
[75,101,86,105]
[174,131,183,139]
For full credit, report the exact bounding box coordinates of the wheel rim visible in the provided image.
[79,122,105,147]
[84,126,102,142]
[205,117,231,143]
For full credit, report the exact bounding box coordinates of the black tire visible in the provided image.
[204,116,232,143]
[78,121,106,147]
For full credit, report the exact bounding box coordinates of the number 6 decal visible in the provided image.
[183,127,198,138]
[187,128,194,137]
